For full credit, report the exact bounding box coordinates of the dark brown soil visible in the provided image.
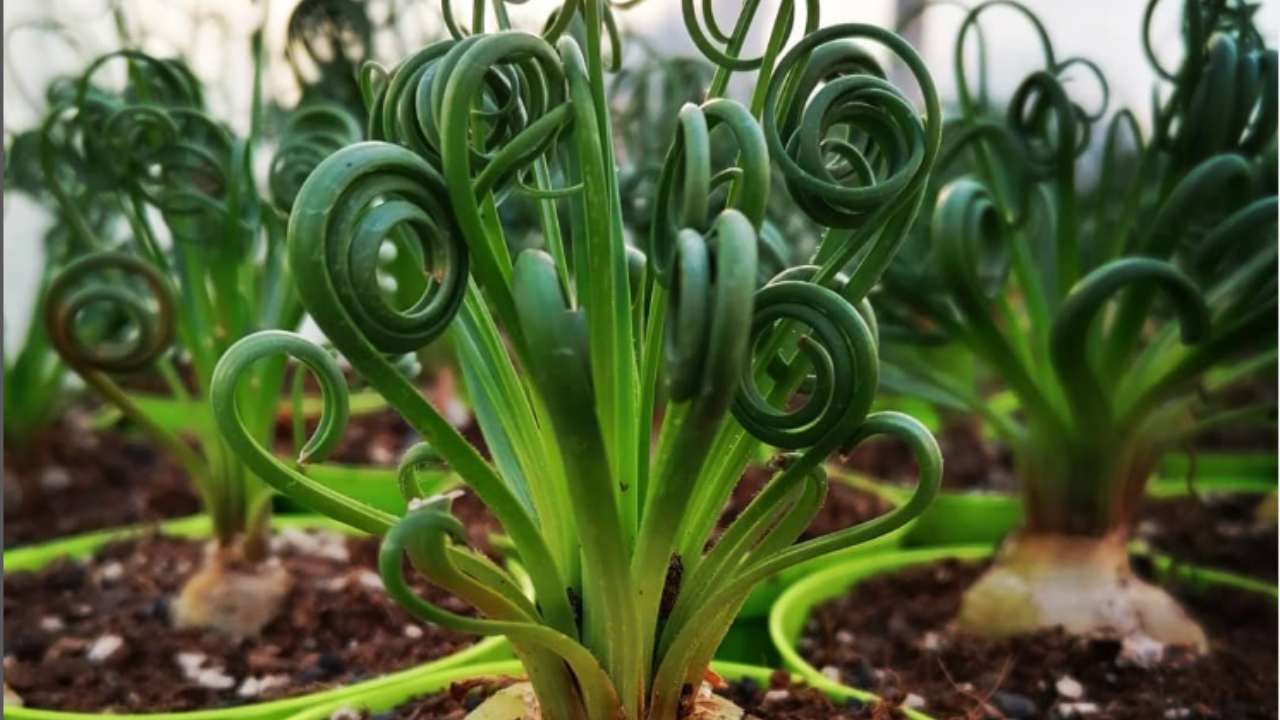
[801,559,1278,720]
[352,671,901,719]
[1138,494,1278,580]
[1196,378,1277,452]
[3,530,478,713]
[3,413,201,548]
[721,465,895,541]
[838,418,1015,493]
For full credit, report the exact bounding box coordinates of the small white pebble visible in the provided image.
[1055,675,1084,699]
[238,675,288,698]
[920,631,942,651]
[834,629,855,645]
[369,443,396,465]
[176,652,208,674]
[1055,701,1099,717]
[820,665,842,683]
[402,624,424,639]
[762,690,789,703]
[40,616,65,632]
[86,635,124,663]
[193,668,236,690]
[1164,709,1191,719]
[328,708,361,720]
[97,561,124,583]
[40,467,72,492]
[271,528,350,562]
[322,576,350,592]
[1117,635,1166,669]
[356,571,384,591]
[903,693,926,710]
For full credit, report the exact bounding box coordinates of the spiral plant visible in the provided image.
[32,34,369,638]
[875,0,1276,650]
[209,0,944,717]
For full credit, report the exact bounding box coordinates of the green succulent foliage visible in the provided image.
[876,0,1277,534]
[33,44,364,548]
[213,1,944,718]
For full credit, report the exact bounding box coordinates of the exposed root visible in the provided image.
[956,531,1208,652]
[463,681,745,720]
[171,543,290,639]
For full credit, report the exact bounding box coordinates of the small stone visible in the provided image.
[1055,675,1084,700]
[271,528,350,562]
[4,683,23,707]
[356,571,384,591]
[86,635,125,663]
[835,629,855,645]
[97,561,125,583]
[903,693,926,710]
[762,689,789,703]
[992,691,1039,719]
[920,631,942,651]
[402,624,423,639]
[328,709,361,720]
[1164,709,1191,719]
[192,667,236,690]
[40,467,72,492]
[1117,634,1166,669]
[1055,701,1099,718]
[176,652,208,675]
[237,674,288,698]
[370,442,396,465]
[39,617,64,632]
[820,665,842,683]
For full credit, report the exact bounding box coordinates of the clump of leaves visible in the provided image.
[875,0,1276,649]
[36,43,362,638]
[212,1,944,718]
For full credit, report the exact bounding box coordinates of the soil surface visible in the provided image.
[801,559,1277,719]
[839,418,1016,493]
[721,465,895,542]
[340,671,901,719]
[4,413,201,548]
[1138,493,1278,580]
[4,530,478,713]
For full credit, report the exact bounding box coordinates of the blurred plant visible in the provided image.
[875,0,1276,650]
[36,40,359,637]
[286,0,375,114]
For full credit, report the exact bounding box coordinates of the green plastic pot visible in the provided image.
[281,659,925,720]
[866,451,1277,547]
[735,471,914,619]
[3,515,510,720]
[769,545,1277,720]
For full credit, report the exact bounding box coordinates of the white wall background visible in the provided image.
[4,0,1277,350]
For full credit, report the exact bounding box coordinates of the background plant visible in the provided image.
[34,34,368,637]
[874,0,1276,648]
[212,0,945,718]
